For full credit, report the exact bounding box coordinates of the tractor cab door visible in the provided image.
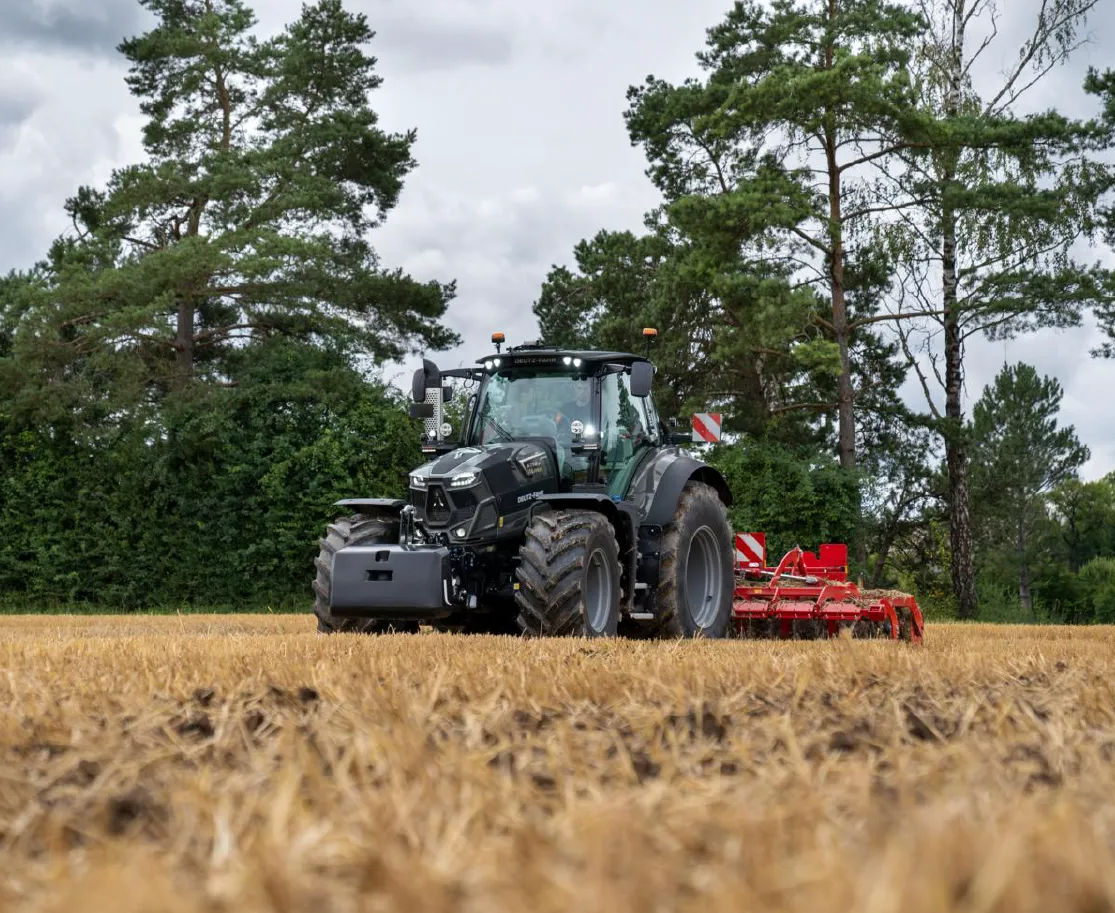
[598,368,659,497]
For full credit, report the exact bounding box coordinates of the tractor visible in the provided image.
[312,330,738,638]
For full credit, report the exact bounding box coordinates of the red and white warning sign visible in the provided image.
[735,532,766,569]
[691,412,722,443]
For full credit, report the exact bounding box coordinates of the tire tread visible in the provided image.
[514,510,619,637]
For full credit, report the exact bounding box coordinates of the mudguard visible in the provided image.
[629,450,733,527]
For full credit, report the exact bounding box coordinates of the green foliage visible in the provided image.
[2,0,1114,623]
[0,0,447,611]
[970,363,1089,535]
[879,0,1115,620]
[1047,476,1115,573]
[535,225,828,443]
[705,439,860,562]
[536,0,937,574]
[0,342,421,609]
[969,362,1089,616]
[885,515,955,619]
[619,0,927,473]
[1084,66,1115,353]
[1076,558,1115,624]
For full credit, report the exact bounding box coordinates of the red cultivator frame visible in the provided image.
[731,533,925,643]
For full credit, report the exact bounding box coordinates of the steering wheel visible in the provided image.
[520,414,559,440]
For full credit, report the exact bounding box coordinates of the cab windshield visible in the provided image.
[469,371,594,446]
[466,366,660,493]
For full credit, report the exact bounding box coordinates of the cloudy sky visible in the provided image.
[2,0,1114,477]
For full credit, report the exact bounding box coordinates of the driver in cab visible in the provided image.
[555,378,592,438]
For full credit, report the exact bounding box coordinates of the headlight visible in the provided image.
[450,470,480,488]
[410,474,427,489]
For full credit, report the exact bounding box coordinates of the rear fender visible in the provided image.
[642,457,732,527]
[532,494,638,615]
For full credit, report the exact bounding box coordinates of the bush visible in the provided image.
[0,342,423,610]
[705,439,860,561]
[1078,558,1115,624]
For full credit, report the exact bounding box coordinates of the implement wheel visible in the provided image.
[645,480,734,640]
[312,514,421,635]
[514,509,621,638]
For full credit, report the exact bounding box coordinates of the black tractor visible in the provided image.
[312,331,737,638]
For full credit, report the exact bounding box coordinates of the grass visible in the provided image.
[2,615,1115,911]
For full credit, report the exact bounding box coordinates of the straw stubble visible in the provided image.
[1,616,1114,912]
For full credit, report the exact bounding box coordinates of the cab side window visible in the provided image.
[599,372,647,492]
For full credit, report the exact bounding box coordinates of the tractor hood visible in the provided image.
[408,441,559,535]
[413,441,553,486]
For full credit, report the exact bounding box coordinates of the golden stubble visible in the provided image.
[0,616,1114,912]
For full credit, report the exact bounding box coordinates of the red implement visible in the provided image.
[731,536,925,643]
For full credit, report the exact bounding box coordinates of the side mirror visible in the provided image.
[630,361,654,398]
[411,358,442,403]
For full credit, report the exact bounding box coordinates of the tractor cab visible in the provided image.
[412,332,667,498]
[464,346,661,494]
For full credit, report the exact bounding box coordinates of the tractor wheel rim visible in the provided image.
[584,547,613,632]
[686,526,722,629]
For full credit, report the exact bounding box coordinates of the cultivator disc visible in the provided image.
[730,538,925,643]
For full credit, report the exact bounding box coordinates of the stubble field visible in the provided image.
[2,615,1115,912]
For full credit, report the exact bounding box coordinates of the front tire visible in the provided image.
[514,510,621,637]
[312,513,421,635]
[648,480,734,639]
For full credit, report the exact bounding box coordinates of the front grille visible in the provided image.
[425,484,452,525]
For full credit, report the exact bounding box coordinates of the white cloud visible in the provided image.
[399,248,449,276]
[511,186,540,205]
[570,182,618,207]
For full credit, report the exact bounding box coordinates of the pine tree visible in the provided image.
[620,0,927,475]
[883,0,1115,618]
[970,363,1088,616]
[1,0,457,418]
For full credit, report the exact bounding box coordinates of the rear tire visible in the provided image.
[514,510,621,637]
[312,513,421,635]
[647,481,734,639]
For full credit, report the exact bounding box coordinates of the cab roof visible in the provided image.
[475,341,651,369]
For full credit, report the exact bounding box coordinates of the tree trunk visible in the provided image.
[824,1,855,476]
[942,212,977,618]
[868,484,913,587]
[1017,519,1032,617]
[734,358,773,437]
[833,283,856,474]
[823,0,863,570]
[942,0,978,619]
[868,520,899,588]
[174,295,194,390]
